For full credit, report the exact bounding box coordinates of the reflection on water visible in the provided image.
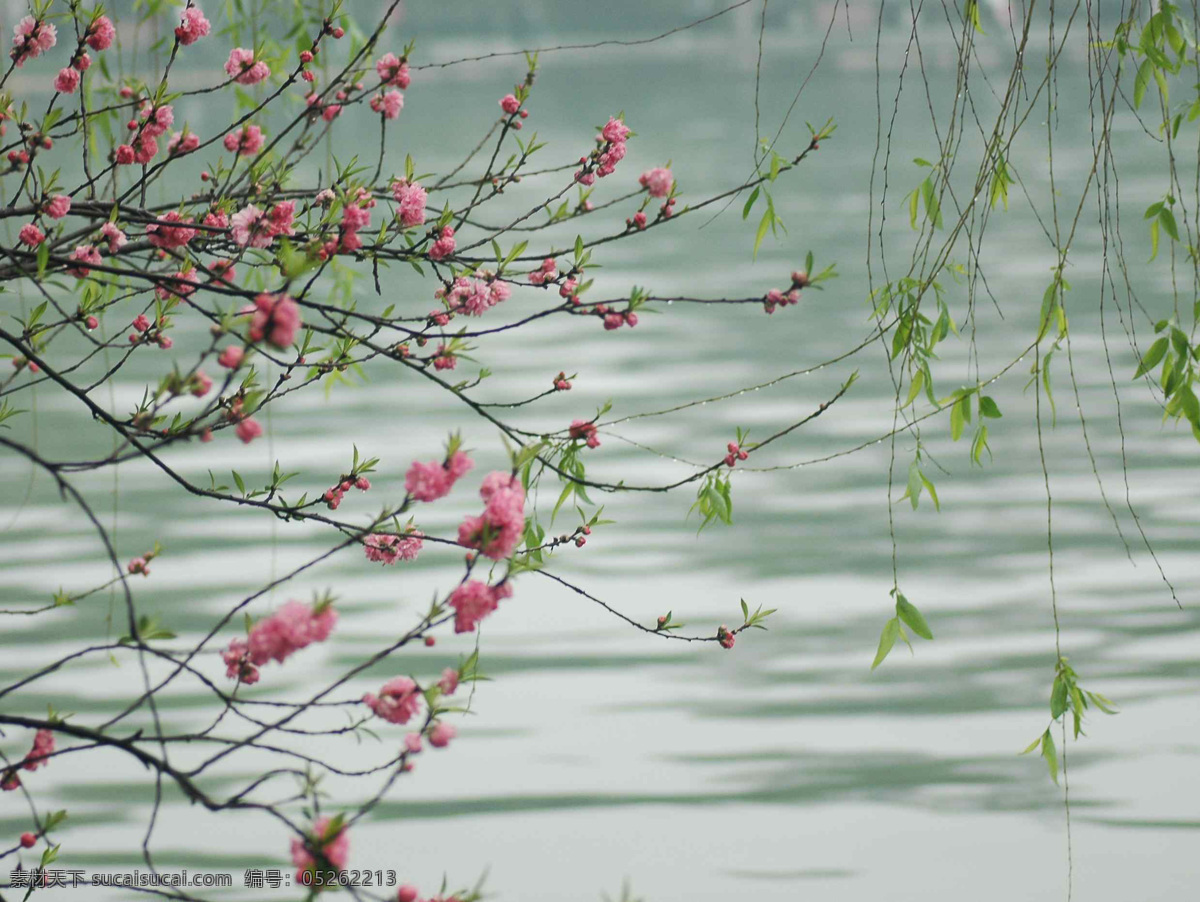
[1,7,1198,901]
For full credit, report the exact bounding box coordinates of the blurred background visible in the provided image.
[1,1,1198,900]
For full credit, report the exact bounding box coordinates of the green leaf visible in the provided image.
[741,186,760,220]
[1133,58,1153,109]
[979,395,1002,418]
[1042,729,1059,783]
[895,594,933,640]
[1050,676,1068,719]
[1133,336,1168,378]
[871,617,900,670]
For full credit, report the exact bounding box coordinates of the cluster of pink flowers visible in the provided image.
[440,275,510,318]
[428,226,455,261]
[324,474,370,510]
[553,371,572,391]
[290,817,349,882]
[528,257,557,285]
[457,471,526,560]
[248,292,302,348]
[724,442,749,467]
[175,7,211,46]
[363,531,424,564]
[405,450,473,502]
[569,419,600,449]
[224,123,265,156]
[433,344,457,370]
[11,16,56,67]
[223,600,337,684]
[448,579,513,634]
[639,167,674,198]
[762,287,799,315]
[167,130,200,155]
[370,89,404,119]
[230,200,295,248]
[146,211,196,249]
[593,304,638,331]
[154,268,199,303]
[225,47,270,85]
[391,179,427,228]
[54,67,81,94]
[115,102,177,165]
[67,245,102,279]
[363,677,422,724]
[2,729,56,792]
[576,117,631,186]
[324,190,375,256]
[376,53,411,88]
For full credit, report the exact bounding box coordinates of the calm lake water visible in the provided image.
[1,4,1198,900]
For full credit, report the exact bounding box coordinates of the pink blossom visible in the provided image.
[222,639,260,684]
[67,245,101,278]
[100,222,127,253]
[248,293,301,348]
[45,195,71,219]
[19,833,36,849]
[225,48,270,85]
[146,211,196,249]
[139,103,175,137]
[204,210,229,229]
[447,579,513,634]
[192,370,213,397]
[375,53,410,88]
[11,17,56,67]
[218,345,244,369]
[86,15,116,51]
[18,223,44,247]
[115,144,136,165]
[601,117,631,144]
[167,131,200,155]
[342,202,372,232]
[428,722,457,748]
[175,7,211,46]
[500,94,520,114]
[403,734,423,755]
[73,52,92,72]
[371,89,404,119]
[405,450,473,502]
[133,133,159,164]
[437,668,459,695]
[22,730,55,772]
[223,124,264,156]
[54,67,81,94]
[133,314,151,333]
[322,104,342,122]
[236,417,263,443]
[229,600,336,677]
[428,226,455,261]
[267,200,295,238]
[391,179,426,228]
[230,205,268,247]
[155,268,199,301]
[639,167,673,198]
[291,816,349,880]
[362,677,421,725]
[363,532,424,565]
[457,470,526,560]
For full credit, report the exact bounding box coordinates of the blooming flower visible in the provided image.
[447,579,513,634]
[86,15,116,51]
[22,730,55,772]
[18,223,44,247]
[363,532,424,565]
[391,179,426,228]
[404,450,473,502]
[375,53,410,88]
[639,167,673,198]
[224,600,336,682]
[218,345,244,369]
[236,417,263,443]
[500,94,520,114]
[67,245,102,278]
[44,195,72,219]
[437,668,459,695]
[225,47,270,85]
[457,471,526,560]
[569,419,601,449]
[175,7,211,45]
[100,222,127,253]
[248,293,301,348]
[362,677,421,725]
[11,17,56,67]
[145,211,196,249]
[370,89,404,120]
[223,124,264,156]
[167,130,200,155]
[54,67,81,94]
[428,226,455,261]
[290,816,349,882]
